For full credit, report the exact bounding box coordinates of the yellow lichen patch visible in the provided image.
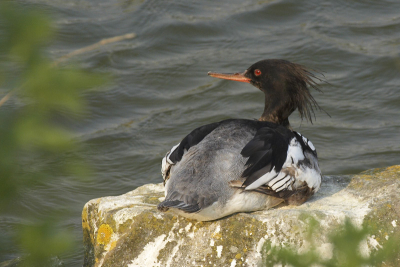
[243,248,247,252]
[211,232,222,239]
[235,253,241,259]
[386,165,400,172]
[358,174,373,180]
[97,224,113,245]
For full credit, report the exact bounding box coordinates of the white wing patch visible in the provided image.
[287,138,305,163]
[161,143,180,181]
[268,172,293,192]
[298,132,316,151]
[307,140,315,151]
[245,134,321,193]
[244,167,278,190]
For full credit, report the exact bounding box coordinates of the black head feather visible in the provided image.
[243,59,325,124]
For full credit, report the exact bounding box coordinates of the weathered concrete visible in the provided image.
[82,166,400,267]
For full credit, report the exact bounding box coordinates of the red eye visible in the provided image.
[254,69,261,76]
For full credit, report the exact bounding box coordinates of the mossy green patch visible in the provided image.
[116,218,133,233]
[157,240,178,263]
[100,210,176,267]
[363,200,400,266]
[145,195,163,205]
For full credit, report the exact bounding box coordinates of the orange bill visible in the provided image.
[208,71,251,83]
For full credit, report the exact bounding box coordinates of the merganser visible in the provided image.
[157,59,324,221]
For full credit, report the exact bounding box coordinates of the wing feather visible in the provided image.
[241,126,293,190]
[240,126,321,198]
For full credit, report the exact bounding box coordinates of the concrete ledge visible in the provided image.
[82,166,400,267]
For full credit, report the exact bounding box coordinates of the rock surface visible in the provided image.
[82,166,400,267]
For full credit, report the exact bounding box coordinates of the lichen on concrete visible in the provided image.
[82,165,400,267]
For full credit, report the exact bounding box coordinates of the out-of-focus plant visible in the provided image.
[264,217,399,267]
[0,2,106,266]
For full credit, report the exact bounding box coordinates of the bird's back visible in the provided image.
[165,120,258,210]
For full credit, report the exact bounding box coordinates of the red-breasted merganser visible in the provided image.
[158,59,324,221]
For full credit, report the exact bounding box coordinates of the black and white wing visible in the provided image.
[239,126,321,201]
[161,121,223,183]
[240,126,293,194]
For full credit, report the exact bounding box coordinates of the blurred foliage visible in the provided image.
[265,217,399,267]
[0,2,106,266]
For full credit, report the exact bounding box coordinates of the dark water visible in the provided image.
[2,0,400,265]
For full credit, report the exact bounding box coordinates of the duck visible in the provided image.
[157,59,324,221]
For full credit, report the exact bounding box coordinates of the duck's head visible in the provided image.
[208,59,324,128]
